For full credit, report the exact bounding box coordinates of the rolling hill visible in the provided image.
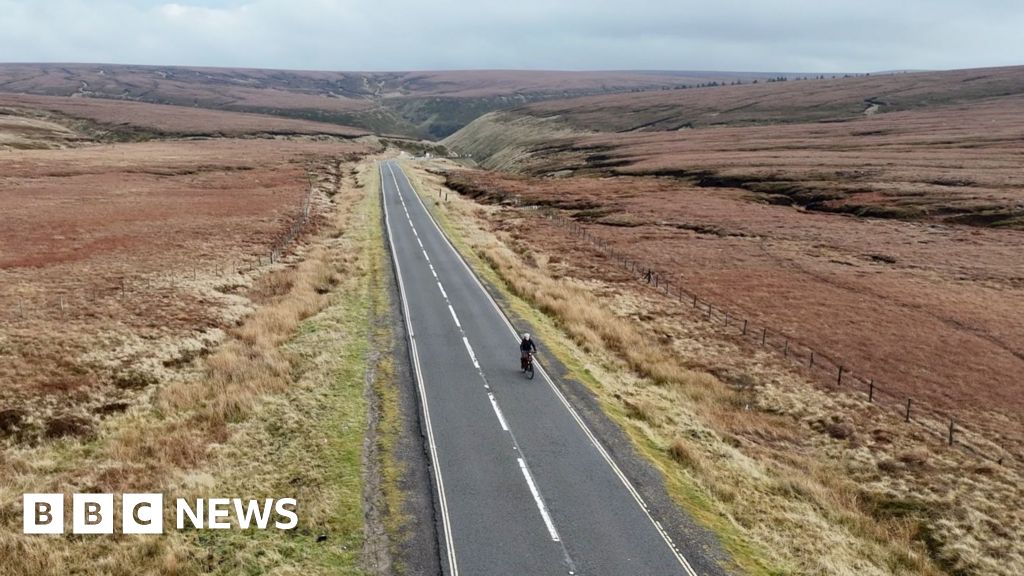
[0,63,801,138]
[444,65,1024,229]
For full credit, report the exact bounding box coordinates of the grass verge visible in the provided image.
[176,160,386,574]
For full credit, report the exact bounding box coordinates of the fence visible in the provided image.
[271,173,316,263]
[1,174,320,324]
[540,209,1019,468]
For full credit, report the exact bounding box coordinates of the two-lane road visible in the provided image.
[381,159,700,576]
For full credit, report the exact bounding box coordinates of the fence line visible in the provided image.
[540,208,1018,468]
[271,172,316,263]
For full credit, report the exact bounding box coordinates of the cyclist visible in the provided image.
[520,332,537,371]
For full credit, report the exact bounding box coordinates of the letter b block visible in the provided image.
[23,494,64,534]
[73,494,114,534]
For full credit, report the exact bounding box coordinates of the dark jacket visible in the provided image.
[520,338,537,353]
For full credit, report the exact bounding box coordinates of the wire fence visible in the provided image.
[539,208,1020,468]
[271,173,315,263]
[1,174,320,325]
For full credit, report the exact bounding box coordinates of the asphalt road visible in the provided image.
[381,160,702,576]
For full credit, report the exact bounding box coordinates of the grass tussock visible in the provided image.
[668,438,703,470]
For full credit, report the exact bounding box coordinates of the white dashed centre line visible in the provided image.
[386,162,572,565]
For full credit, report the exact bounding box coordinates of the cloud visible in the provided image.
[0,0,1021,72]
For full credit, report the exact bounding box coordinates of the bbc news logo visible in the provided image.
[23,494,298,534]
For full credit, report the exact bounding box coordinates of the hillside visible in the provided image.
[445,66,1024,230]
[463,65,1024,135]
[0,63,796,138]
[0,92,367,147]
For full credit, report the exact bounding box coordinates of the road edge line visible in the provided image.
[380,162,460,576]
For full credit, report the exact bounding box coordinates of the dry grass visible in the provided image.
[402,160,1024,576]
[155,247,333,426]
[0,141,386,573]
[480,238,707,389]
[0,135,376,446]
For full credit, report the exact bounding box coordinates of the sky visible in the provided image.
[0,0,1022,73]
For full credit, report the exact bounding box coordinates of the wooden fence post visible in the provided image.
[837,365,844,386]
[783,339,789,357]
[868,380,874,402]
[809,351,815,367]
[948,419,955,446]
[742,319,748,335]
[905,399,912,422]
[761,327,767,345]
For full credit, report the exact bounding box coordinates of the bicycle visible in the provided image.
[522,351,535,380]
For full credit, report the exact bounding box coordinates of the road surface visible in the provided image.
[381,159,702,576]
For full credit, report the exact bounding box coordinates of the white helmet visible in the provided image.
[523,333,531,340]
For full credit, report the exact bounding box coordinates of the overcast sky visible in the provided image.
[1,0,1022,72]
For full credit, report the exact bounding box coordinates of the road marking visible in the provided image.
[448,304,461,327]
[488,392,509,431]
[461,336,480,369]
[380,163,459,576]
[518,458,560,542]
[391,161,699,576]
